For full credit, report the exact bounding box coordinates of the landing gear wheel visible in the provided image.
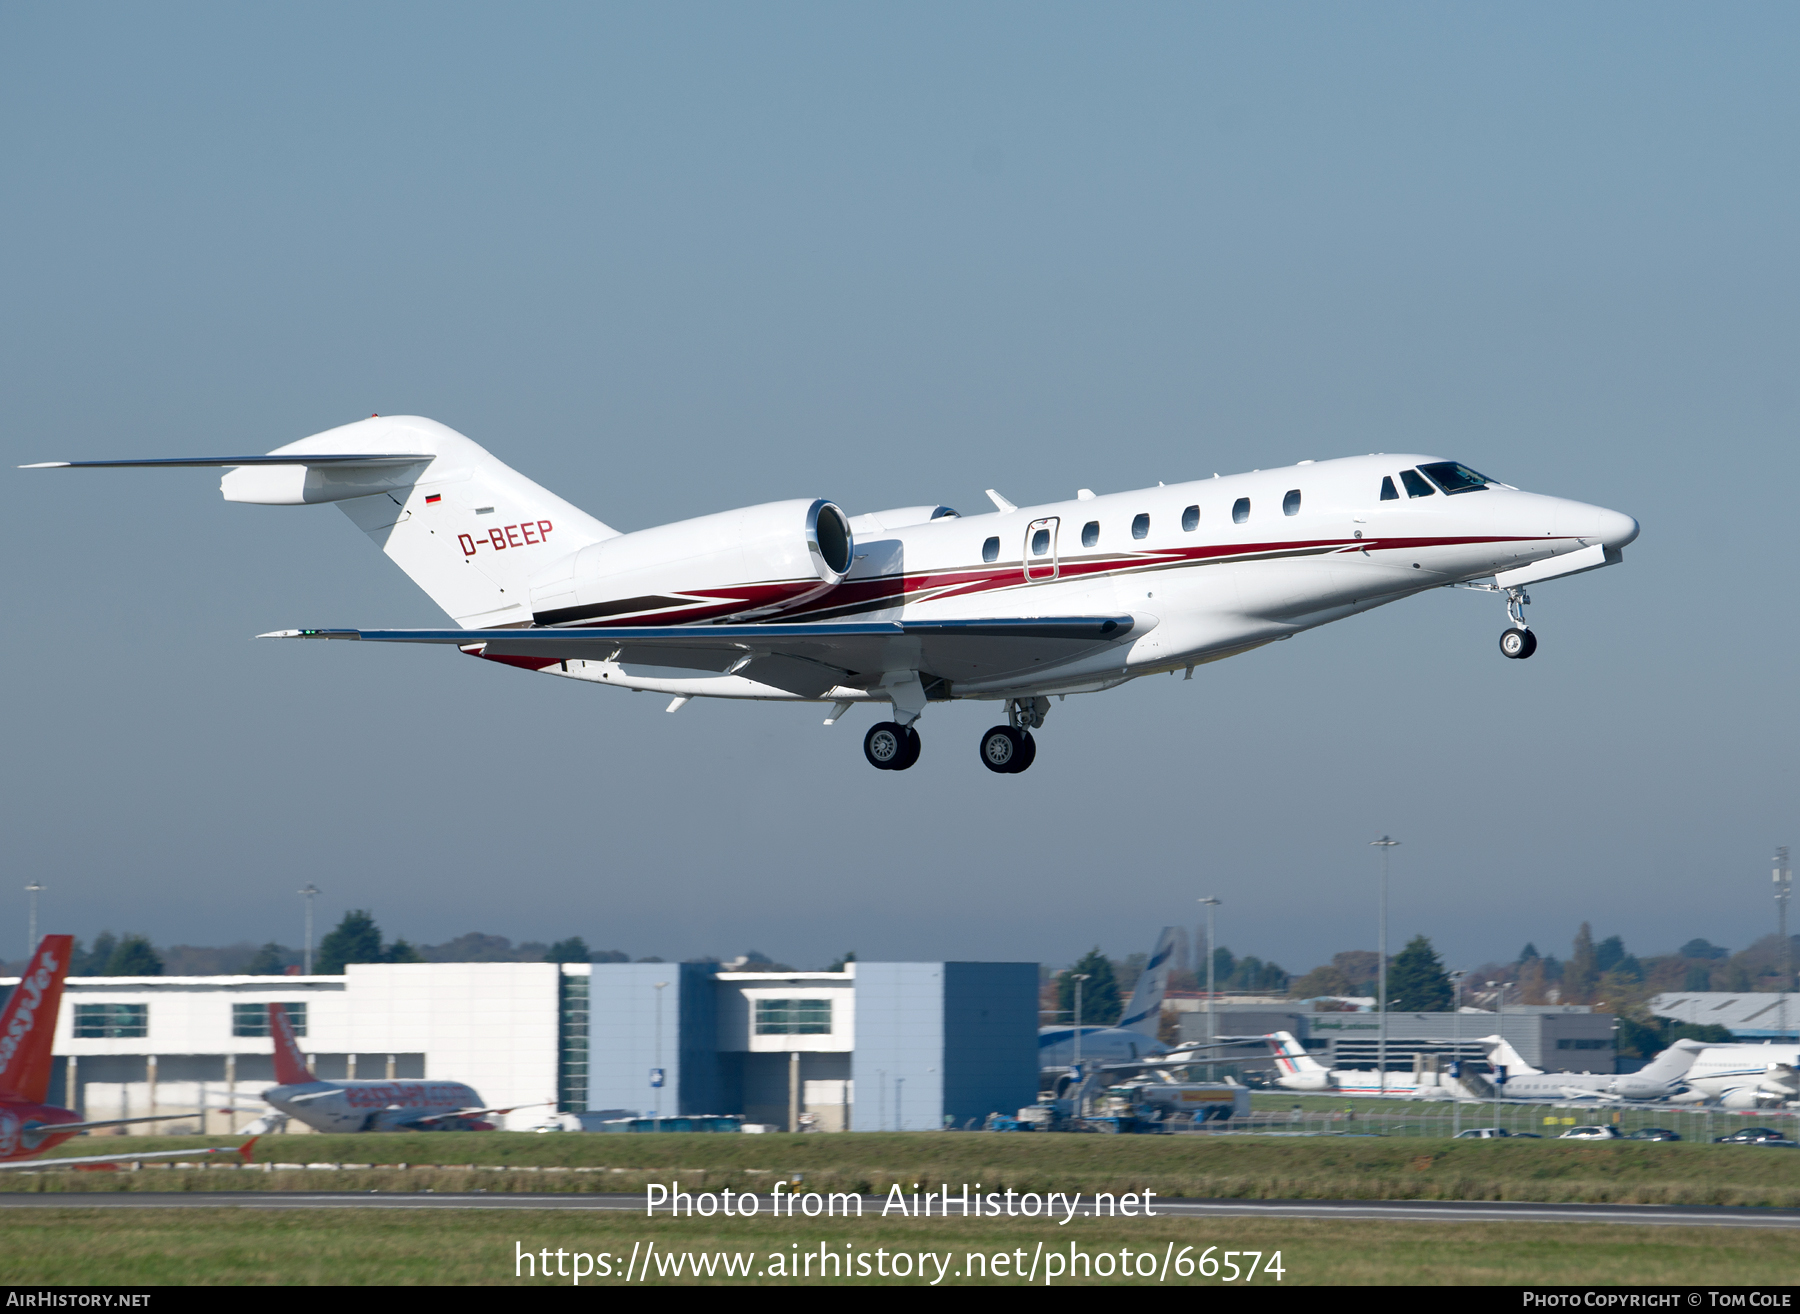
[894,725,921,771]
[979,725,1022,774]
[1008,730,1037,773]
[864,721,906,769]
[1499,627,1538,660]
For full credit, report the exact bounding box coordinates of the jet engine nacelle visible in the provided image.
[1719,1085,1776,1110]
[528,497,854,626]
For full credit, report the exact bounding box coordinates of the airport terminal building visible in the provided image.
[5,960,1039,1133]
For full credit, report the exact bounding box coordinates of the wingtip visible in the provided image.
[18,462,71,469]
[255,630,303,639]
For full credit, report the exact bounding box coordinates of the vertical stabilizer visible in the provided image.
[269,1003,315,1085]
[1634,1038,1708,1085]
[0,936,73,1103]
[1477,1034,1541,1076]
[1119,927,1178,1035]
[1267,1030,1329,1075]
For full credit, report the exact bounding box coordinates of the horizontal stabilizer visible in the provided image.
[22,454,429,469]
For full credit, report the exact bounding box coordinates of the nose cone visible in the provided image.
[1598,508,1640,550]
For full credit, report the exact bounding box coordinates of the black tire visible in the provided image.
[979,725,1020,773]
[1007,730,1037,773]
[864,722,905,769]
[893,726,922,771]
[1499,627,1537,659]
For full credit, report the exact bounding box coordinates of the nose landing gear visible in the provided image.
[1498,585,1537,660]
[979,697,1048,774]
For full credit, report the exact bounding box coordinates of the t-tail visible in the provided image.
[269,1003,316,1086]
[1476,1035,1541,1076]
[1631,1038,1709,1088]
[27,416,619,630]
[0,936,73,1104]
[1118,926,1179,1036]
[1266,1030,1330,1078]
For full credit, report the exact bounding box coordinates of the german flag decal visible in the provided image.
[425,494,441,504]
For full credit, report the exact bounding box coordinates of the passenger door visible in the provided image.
[1023,517,1060,582]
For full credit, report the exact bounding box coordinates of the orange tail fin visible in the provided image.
[0,936,73,1104]
[269,1003,315,1085]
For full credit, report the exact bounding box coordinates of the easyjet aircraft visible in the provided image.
[29,415,1638,773]
[258,1003,540,1133]
[0,936,253,1170]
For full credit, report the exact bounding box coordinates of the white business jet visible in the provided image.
[1476,1035,1707,1102]
[27,415,1638,773]
[1669,1042,1800,1109]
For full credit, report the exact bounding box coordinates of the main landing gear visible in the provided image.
[1498,585,1537,660]
[979,697,1048,774]
[863,721,922,771]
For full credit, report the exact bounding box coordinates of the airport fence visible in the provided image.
[1211,1095,1800,1141]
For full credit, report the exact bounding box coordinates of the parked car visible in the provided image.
[1714,1127,1798,1145]
[1454,1127,1511,1139]
[1508,1132,1542,1138]
[1558,1125,1622,1140]
[1626,1127,1682,1142]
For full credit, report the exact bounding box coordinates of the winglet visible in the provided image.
[237,1135,261,1166]
[985,489,1017,514]
[0,936,73,1103]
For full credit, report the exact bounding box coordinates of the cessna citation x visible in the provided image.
[28,415,1638,773]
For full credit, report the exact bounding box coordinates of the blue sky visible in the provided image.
[3,3,1795,975]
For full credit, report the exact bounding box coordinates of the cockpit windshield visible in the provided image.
[1418,461,1495,495]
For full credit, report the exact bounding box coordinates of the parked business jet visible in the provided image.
[0,937,254,1170]
[1477,1035,1707,1102]
[1667,1042,1800,1109]
[257,1004,540,1133]
[1038,928,1179,1073]
[28,415,1638,773]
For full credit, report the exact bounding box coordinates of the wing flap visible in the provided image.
[264,616,1140,688]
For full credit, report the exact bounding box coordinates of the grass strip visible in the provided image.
[0,1207,1796,1285]
[10,1132,1800,1206]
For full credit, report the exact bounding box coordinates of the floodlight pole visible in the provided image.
[1370,838,1399,1096]
[1776,848,1792,1043]
[298,884,320,975]
[23,883,41,957]
[1450,970,1466,1136]
[1199,897,1222,1081]
[1071,973,1090,1114]
[652,981,669,1127]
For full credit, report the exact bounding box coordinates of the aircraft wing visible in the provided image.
[261,617,1141,696]
[4,1139,259,1172]
[23,1112,231,1136]
[401,1100,553,1127]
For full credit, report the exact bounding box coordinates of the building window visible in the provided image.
[1181,505,1199,532]
[755,998,832,1035]
[1283,489,1302,516]
[981,536,1000,563]
[558,972,589,1113]
[232,1002,306,1037]
[1131,513,1150,540]
[1232,497,1250,524]
[1556,1038,1608,1050]
[72,1003,148,1039]
[1081,521,1099,548]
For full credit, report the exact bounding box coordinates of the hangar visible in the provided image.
[2,959,1039,1133]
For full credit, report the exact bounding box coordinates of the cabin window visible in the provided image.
[1232,497,1250,524]
[233,1002,308,1037]
[72,1003,148,1039]
[1081,521,1099,548]
[981,536,1000,563]
[1031,528,1051,556]
[1283,489,1302,516]
[1182,505,1199,531]
[1131,513,1150,539]
[1419,461,1494,495]
[1380,476,1399,501]
[1399,469,1437,498]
